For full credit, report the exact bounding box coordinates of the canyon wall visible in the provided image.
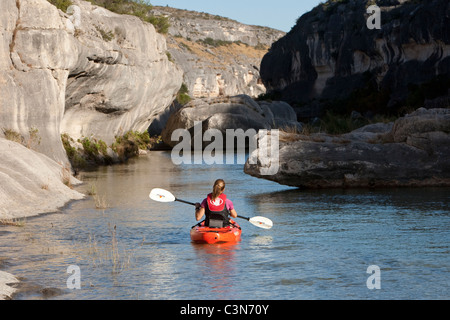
[260,0,450,118]
[0,0,183,163]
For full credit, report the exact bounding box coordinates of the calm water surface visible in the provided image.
[0,152,449,300]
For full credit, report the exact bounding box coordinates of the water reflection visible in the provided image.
[0,152,449,300]
[192,243,239,299]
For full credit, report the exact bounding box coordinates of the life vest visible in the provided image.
[205,193,230,228]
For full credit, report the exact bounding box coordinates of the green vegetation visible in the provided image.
[62,131,161,169]
[197,37,246,48]
[176,83,191,105]
[318,111,394,135]
[47,0,73,12]
[62,134,111,168]
[61,134,88,169]
[146,15,170,35]
[166,51,174,63]
[111,130,150,160]
[95,25,115,42]
[80,137,109,158]
[86,0,170,34]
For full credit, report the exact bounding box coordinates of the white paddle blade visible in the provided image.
[149,188,176,203]
[249,216,273,229]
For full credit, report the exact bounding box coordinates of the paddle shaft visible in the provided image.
[176,198,251,221]
[176,198,196,206]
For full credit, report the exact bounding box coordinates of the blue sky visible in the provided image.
[151,0,323,32]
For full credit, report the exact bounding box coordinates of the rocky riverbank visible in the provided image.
[245,108,450,188]
[0,271,19,300]
[0,139,84,219]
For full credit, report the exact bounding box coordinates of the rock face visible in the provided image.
[0,138,84,219]
[156,6,284,47]
[244,108,450,188]
[0,270,19,300]
[260,0,450,117]
[167,37,267,99]
[153,6,285,99]
[62,1,183,144]
[161,95,301,148]
[0,0,183,164]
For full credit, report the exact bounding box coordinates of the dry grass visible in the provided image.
[2,128,41,150]
[60,164,73,189]
[2,128,23,144]
[279,125,303,143]
[94,194,108,210]
[0,218,26,227]
[87,183,97,196]
[170,37,267,65]
[85,224,142,274]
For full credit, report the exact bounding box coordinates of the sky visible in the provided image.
[150,0,324,32]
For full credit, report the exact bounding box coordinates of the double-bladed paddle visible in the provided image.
[149,188,273,230]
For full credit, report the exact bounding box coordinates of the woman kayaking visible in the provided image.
[195,179,238,228]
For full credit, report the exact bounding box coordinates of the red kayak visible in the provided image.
[190,220,242,244]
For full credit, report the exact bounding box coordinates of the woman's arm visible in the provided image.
[227,199,238,219]
[195,203,205,221]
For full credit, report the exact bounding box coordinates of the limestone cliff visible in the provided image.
[0,0,182,219]
[261,0,450,118]
[0,0,183,164]
[152,6,285,99]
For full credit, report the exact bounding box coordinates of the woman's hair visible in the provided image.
[212,179,226,200]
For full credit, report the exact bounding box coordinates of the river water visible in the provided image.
[0,151,449,300]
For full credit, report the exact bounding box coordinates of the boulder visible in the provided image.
[245,108,450,188]
[161,95,302,148]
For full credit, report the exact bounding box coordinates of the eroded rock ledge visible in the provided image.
[245,108,450,188]
[161,95,302,148]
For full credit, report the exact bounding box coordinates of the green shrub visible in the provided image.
[87,0,170,34]
[62,131,158,169]
[197,38,239,48]
[47,0,73,12]
[61,133,87,169]
[123,130,151,150]
[147,15,170,34]
[111,130,152,160]
[95,25,115,42]
[176,83,191,105]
